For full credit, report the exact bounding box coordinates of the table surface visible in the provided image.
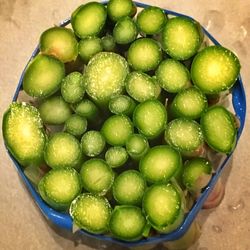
[0,1,249,250]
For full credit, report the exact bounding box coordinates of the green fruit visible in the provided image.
[23,54,65,98]
[40,27,78,63]
[2,102,46,166]
[38,168,82,211]
[78,37,103,63]
[70,194,112,234]
[38,96,72,125]
[61,72,85,104]
[44,132,82,169]
[85,52,129,104]
[191,46,240,94]
[127,38,162,72]
[71,2,107,38]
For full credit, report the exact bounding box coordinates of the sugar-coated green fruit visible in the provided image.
[133,99,167,139]
[74,99,99,122]
[125,71,158,102]
[78,37,103,63]
[107,0,136,22]
[2,102,46,166]
[40,27,78,63]
[156,59,190,93]
[183,157,212,192]
[109,95,136,116]
[101,115,134,146]
[23,54,65,98]
[201,106,237,153]
[143,183,182,228]
[38,96,72,125]
[136,6,167,35]
[44,132,82,169]
[126,134,149,160]
[171,87,208,119]
[101,35,116,52]
[162,17,203,60]
[127,38,162,72]
[113,16,138,45]
[191,46,240,94]
[154,208,184,234]
[112,170,146,205]
[109,205,146,241]
[61,72,85,104]
[105,146,128,168]
[80,158,114,195]
[70,194,112,234]
[71,2,107,38]
[85,52,129,104]
[139,145,182,183]
[38,167,82,211]
[81,130,106,157]
[64,114,87,136]
[165,118,204,153]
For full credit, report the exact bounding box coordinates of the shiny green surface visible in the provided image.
[127,38,162,72]
[70,194,112,234]
[201,106,237,153]
[38,168,81,211]
[191,46,240,94]
[80,159,114,195]
[23,54,65,98]
[2,102,46,166]
[40,27,78,63]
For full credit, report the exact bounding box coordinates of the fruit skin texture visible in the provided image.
[2,102,46,166]
[127,38,162,72]
[84,52,129,105]
[80,158,114,195]
[133,99,167,139]
[170,86,208,120]
[109,205,146,241]
[23,54,65,99]
[101,115,134,146]
[107,0,136,22]
[139,145,182,183]
[38,96,72,125]
[70,193,112,234]
[142,183,182,229]
[136,6,167,35]
[78,37,103,63]
[200,106,237,154]
[113,16,138,45]
[38,167,82,211]
[61,72,85,104]
[40,27,78,63]
[162,17,203,60]
[112,170,146,205]
[44,132,82,169]
[71,2,107,39]
[155,58,191,93]
[164,118,204,153]
[64,114,87,137]
[191,46,240,94]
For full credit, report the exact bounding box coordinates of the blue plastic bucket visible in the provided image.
[6,1,246,248]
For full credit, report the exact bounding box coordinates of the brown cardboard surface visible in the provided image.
[0,1,249,249]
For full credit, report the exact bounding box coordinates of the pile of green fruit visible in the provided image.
[2,0,240,243]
